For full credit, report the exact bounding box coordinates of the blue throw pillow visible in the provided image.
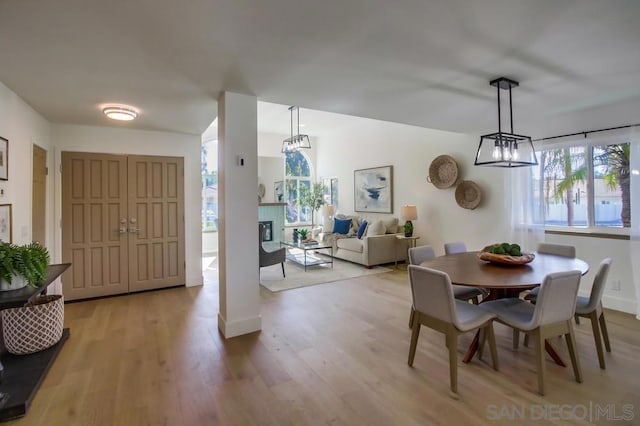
[357,220,368,239]
[334,218,352,235]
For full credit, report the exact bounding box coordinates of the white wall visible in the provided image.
[316,113,638,315]
[258,156,283,203]
[316,117,509,255]
[51,124,203,292]
[0,81,53,252]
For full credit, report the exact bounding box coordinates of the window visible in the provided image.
[285,151,312,225]
[322,177,339,210]
[201,141,218,232]
[533,141,631,229]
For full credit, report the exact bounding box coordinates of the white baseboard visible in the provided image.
[601,294,637,316]
[217,313,262,338]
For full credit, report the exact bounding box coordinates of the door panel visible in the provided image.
[62,152,129,300]
[32,145,47,244]
[127,155,185,292]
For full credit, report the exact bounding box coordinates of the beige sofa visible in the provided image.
[318,214,408,267]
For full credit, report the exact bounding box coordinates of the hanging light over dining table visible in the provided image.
[281,106,311,154]
[475,77,538,167]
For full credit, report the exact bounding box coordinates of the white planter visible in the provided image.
[0,275,28,291]
[1,294,64,354]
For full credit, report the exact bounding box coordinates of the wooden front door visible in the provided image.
[32,145,47,244]
[61,152,185,300]
[127,155,185,292]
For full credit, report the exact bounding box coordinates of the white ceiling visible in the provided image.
[1,0,639,137]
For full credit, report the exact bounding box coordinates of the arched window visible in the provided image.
[285,151,312,224]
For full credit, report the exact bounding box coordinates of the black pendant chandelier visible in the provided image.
[281,106,311,154]
[475,77,538,167]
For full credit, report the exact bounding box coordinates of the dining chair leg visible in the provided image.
[599,312,612,352]
[574,314,580,325]
[408,308,415,329]
[534,330,546,396]
[281,262,286,277]
[589,311,606,369]
[447,330,458,393]
[565,322,583,383]
[477,328,485,359]
[513,329,520,350]
[523,333,530,348]
[408,317,421,366]
[486,324,499,371]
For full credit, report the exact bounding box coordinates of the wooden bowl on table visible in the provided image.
[477,251,535,266]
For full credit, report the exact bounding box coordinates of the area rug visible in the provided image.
[259,257,392,292]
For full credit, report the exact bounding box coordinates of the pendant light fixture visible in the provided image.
[475,77,537,167]
[281,106,311,154]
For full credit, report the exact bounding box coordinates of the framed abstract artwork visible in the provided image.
[0,204,11,243]
[0,137,7,181]
[354,165,393,213]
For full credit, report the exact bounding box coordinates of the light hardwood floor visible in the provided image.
[8,266,640,425]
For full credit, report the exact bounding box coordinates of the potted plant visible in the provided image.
[0,242,50,291]
[299,182,325,229]
[0,242,60,355]
[298,228,309,242]
[403,221,414,237]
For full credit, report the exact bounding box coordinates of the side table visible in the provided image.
[395,235,420,268]
[0,263,71,421]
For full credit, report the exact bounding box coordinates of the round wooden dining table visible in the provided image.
[420,251,589,365]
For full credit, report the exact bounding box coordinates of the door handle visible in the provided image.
[129,227,139,234]
[118,227,127,234]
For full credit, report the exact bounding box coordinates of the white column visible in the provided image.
[217,92,261,337]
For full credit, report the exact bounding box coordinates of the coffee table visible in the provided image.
[281,240,333,271]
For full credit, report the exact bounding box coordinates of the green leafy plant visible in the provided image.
[403,221,414,237]
[299,182,326,229]
[0,242,50,287]
[0,242,18,283]
[298,229,309,240]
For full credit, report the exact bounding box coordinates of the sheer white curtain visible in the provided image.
[629,127,640,319]
[506,165,544,253]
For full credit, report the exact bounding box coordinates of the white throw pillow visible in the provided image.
[366,220,386,236]
[381,217,399,234]
[324,218,335,233]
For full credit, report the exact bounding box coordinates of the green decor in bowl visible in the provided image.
[478,242,535,265]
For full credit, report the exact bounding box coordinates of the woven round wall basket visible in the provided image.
[455,180,482,210]
[1,294,64,355]
[428,155,459,189]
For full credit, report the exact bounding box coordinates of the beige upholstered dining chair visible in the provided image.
[407,265,499,394]
[408,246,484,328]
[259,223,286,277]
[574,258,613,369]
[444,241,467,255]
[480,270,583,395]
[537,242,576,258]
[524,243,576,303]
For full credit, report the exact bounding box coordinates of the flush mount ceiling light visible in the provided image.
[281,106,311,154]
[475,77,538,167]
[103,106,138,121]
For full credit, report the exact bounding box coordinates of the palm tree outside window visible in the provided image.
[533,141,631,228]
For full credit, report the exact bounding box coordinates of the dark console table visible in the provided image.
[0,263,71,421]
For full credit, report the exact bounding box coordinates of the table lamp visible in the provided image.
[401,205,417,237]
